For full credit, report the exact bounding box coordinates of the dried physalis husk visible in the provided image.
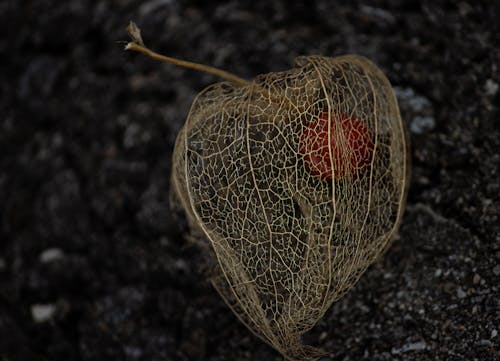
[127,22,409,361]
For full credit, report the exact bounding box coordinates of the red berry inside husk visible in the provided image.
[299,110,374,180]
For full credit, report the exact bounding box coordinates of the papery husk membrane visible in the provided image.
[171,55,408,360]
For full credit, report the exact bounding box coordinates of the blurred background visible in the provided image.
[1,1,499,360]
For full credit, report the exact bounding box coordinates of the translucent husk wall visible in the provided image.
[127,24,409,360]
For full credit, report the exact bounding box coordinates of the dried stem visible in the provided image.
[125,21,249,87]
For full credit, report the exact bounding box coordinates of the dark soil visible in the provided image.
[1,1,499,360]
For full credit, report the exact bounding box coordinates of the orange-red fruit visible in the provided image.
[299,111,374,180]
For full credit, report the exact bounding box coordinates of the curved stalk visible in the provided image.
[125,21,249,87]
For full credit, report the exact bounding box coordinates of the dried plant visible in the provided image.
[127,22,409,360]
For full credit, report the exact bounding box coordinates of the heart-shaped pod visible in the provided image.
[170,55,409,360]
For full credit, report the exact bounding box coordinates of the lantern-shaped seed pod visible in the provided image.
[127,22,409,361]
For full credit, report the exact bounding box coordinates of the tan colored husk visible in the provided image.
[169,54,409,360]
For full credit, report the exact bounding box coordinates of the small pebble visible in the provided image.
[473,274,480,284]
[175,259,189,272]
[493,264,500,276]
[477,339,492,347]
[139,0,174,16]
[484,79,499,96]
[31,304,56,323]
[39,248,65,263]
[410,116,435,134]
[456,287,467,299]
[392,341,428,354]
[491,329,498,338]
[394,87,435,134]
[359,5,396,24]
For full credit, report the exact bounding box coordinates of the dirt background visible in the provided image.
[1,1,499,360]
